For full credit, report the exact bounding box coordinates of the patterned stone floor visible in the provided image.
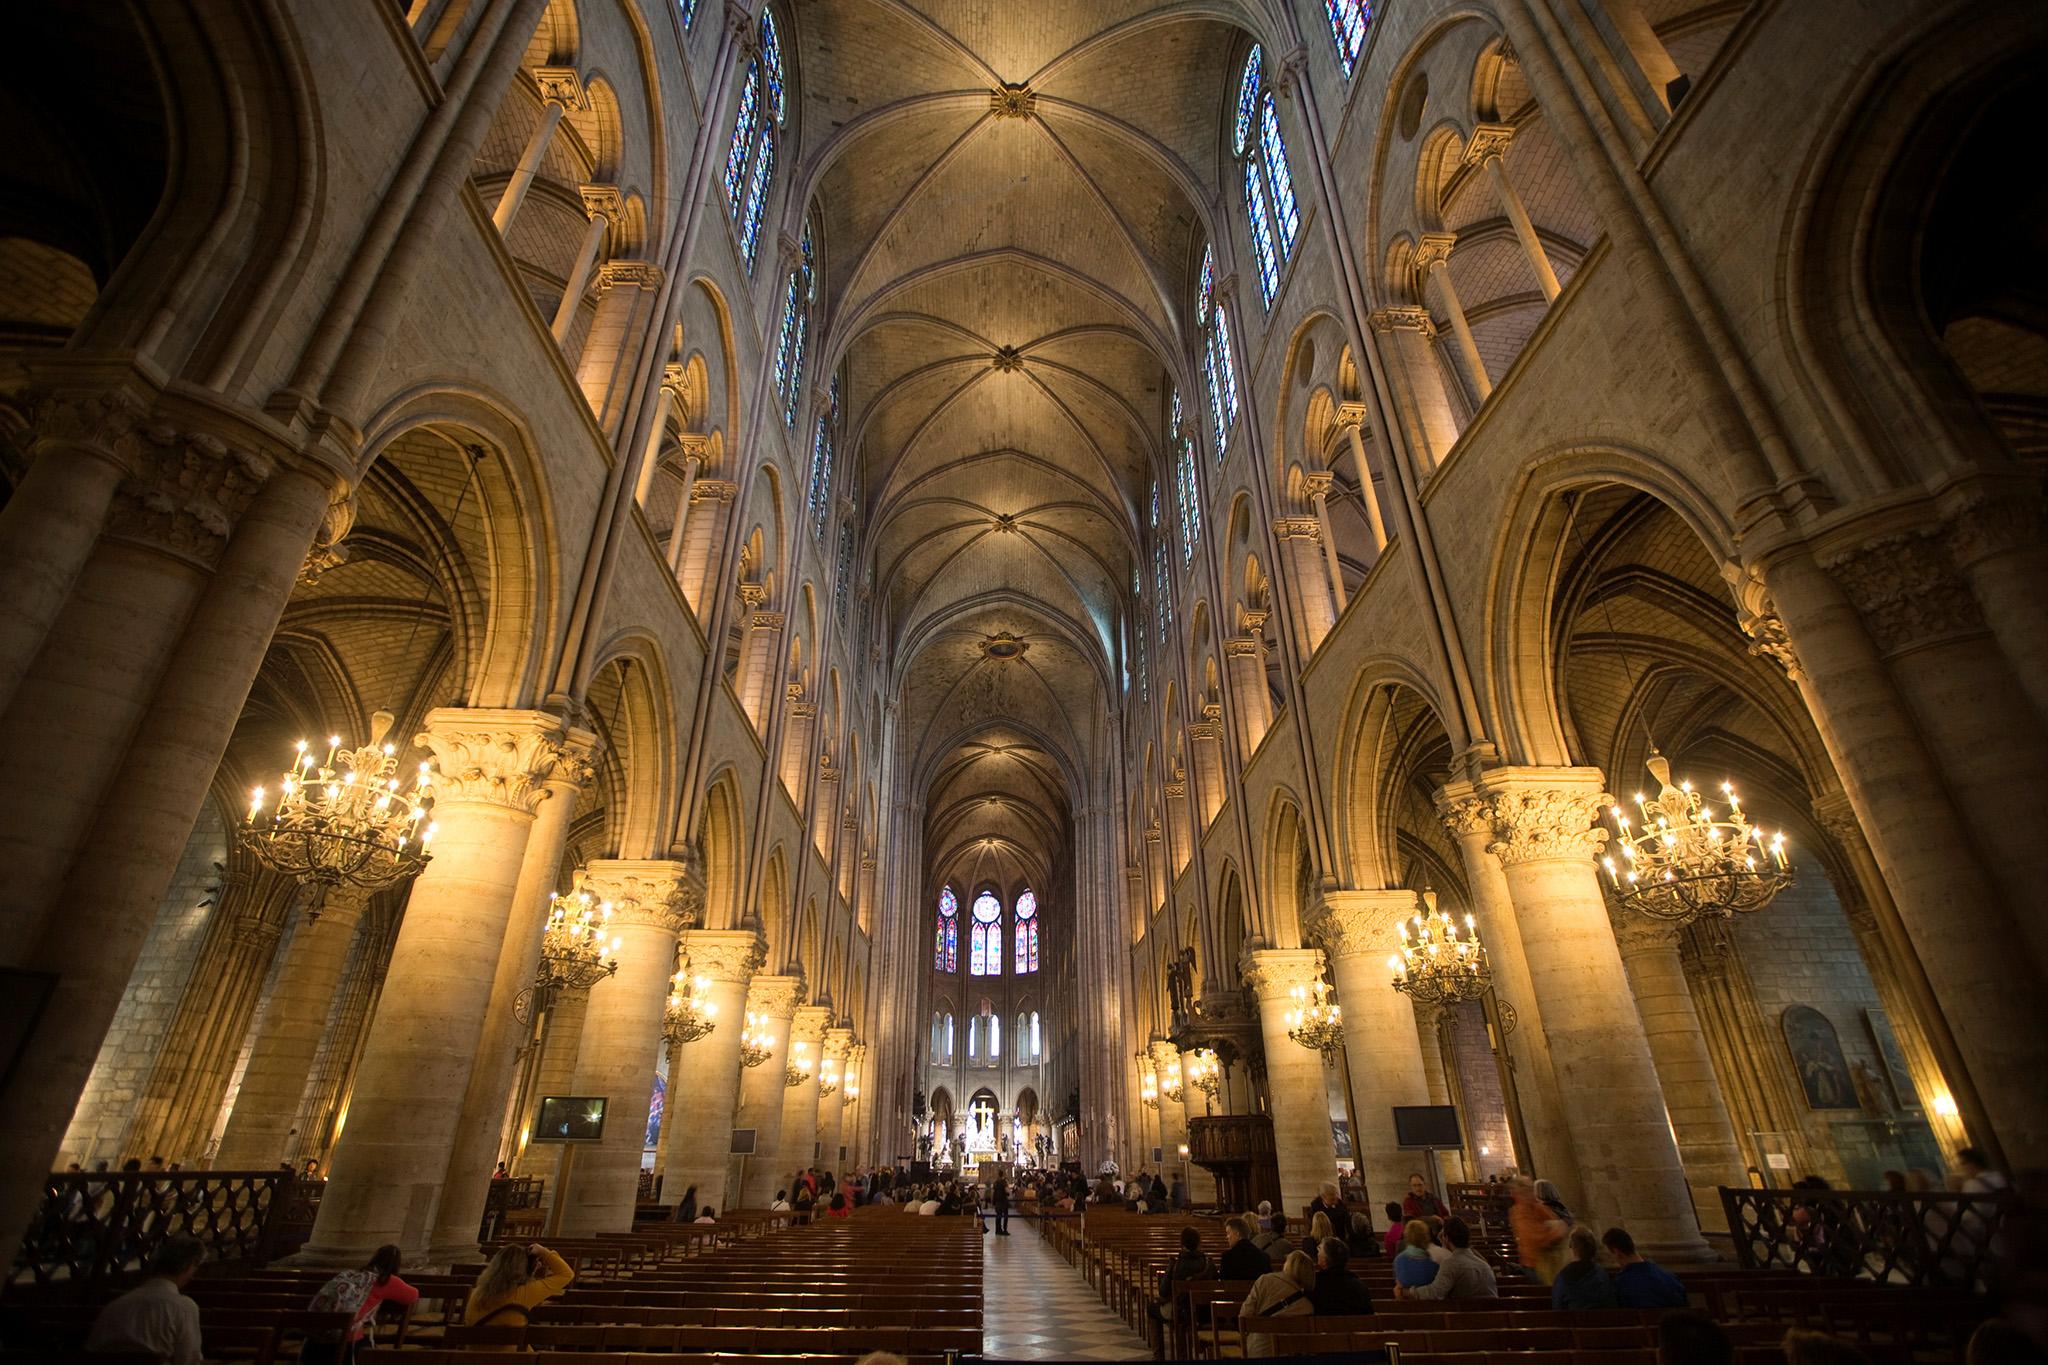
[982,1221,1152,1361]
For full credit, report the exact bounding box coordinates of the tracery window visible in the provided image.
[834,523,854,624]
[1151,483,1171,644]
[935,884,958,972]
[725,9,786,271]
[774,223,814,425]
[931,1008,954,1061]
[1169,390,1200,566]
[806,378,840,540]
[1234,47,1300,309]
[1013,1010,1041,1063]
[680,0,700,29]
[1014,889,1038,974]
[1325,0,1370,78]
[1194,246,1242,462]
[970,890,1002,977]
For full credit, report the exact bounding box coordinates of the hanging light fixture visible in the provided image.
[663,961,718,1045]
[1388,890,1492,1005]
[738,1011,774,1068]
[243,711,435,891]
[1602,752,1792,923]
[537,889,621,994]
[1139,1058,1160,1111]
[817,1052,840,1098]
[1157,1065,1184,1105]
[1285,976,1346,1056]
[784,1037,813,1089]
[1186,1049,1221,1100]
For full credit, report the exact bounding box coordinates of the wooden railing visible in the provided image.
[1720,1185,2011,1287]
[1188,1113,1280,1213]
[13,1170,317,1287]
[479,1174,544,1242]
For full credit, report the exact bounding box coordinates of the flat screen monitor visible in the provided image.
[532,1095,608,1143]
[1392,1104,1462,1149]
[730,1128,757,1156]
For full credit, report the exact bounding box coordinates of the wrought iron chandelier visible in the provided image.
[1139,1060,1160,1111]
[817,1053,840,1098]
[1602,751,1792,923]
[1388,891,1492,1005]
[538,889,620,994]
[784,1037,812,1089]
[738,1011,773,1068]
[242,711,435,891]
[1186,1049,1220,1100]
[1285,977,1346,1056]
[844,1067,860,1103]
[663,963,718,1045]
[1158,1066,1184,1105]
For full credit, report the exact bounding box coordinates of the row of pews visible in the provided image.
[1045,1207,1992,1363]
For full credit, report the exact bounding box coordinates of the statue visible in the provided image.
[1167,947,1197,1019]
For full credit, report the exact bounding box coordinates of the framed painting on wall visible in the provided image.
[1782,1005,1859,1109]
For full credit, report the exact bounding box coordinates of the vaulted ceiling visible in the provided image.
[791,1,1240,872]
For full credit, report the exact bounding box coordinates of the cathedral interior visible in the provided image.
[2,0,2045,1321]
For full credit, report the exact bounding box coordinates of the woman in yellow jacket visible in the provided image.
[463,1242,575,1346]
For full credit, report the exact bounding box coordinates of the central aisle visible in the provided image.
[982,1222,1151,1361]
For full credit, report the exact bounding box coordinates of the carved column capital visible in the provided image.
[1240,945,1326,1002]
[750,611,786,631]
[822,1026,855,1062]
[1273,515,1322,542]
[1148,1038,1182,1071]
[532,66,585,109]
[1301,470,1336,503]
[1432,779,1493,841]
[1369,305,1436,336]
[416,708,578,815]
[1944,487,2043,570]
[1223,635,1264,659]
[1309,889,1422,961]
[1471,766,1612,867]
[744,973,806,1020]
[1333,400,1369,431]
[1464,123,1515,164]
[681,928,767,985]
[579,857,701,936]
[691,478,737,505]
[598,259,664,291]
[1415,232,1458,272]
[1608,901,1680,955]
[1821,531,1985,655]
[788,1004,833,1047]
[107,425,278,568]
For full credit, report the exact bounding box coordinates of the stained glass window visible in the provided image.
[680,0,699,30]
[1233,46,1262,156]
[1202,342,1227,461]
[970,890,1001,976]
[1214,304,1240,428]
[1197,245,1214,324]
[834,524,854,624]
[990,1014,1001,1059]
[1031,1010,1041,1060]
[773,273,800,399]
[807,377,840,539]
[936,885,958,972]
[723,66,760,214]
[777,225,814,426]
[760,8,785,122]
[1325,0,1370,79]
[739,132,774,267]
[1151,482,1171,644]
[1171,399,1200,568]
[1261,94,1301,252]
[1245,162,1280,306]
[1015,889,1038,973]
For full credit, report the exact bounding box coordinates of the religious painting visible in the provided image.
[646,1071,666,1150]
[1782,1004,1858,1109]
[1330,1118,1353,1160]
[1862,1007,1921,1111]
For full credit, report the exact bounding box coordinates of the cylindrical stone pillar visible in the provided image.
[294,708,567,1263]
[1475,766,1709,1260]
[733,976,802,1210]
[1147,1039,1187,1175]
[556,860,695,1236]
[493,96,567,233]
[770,1005,830,1192]
[658,930,764,1213]
[817,1027,853,1170]
[1609,910,1747,1228]
[214,885,372,1168]
[1314,890,1436,1211]
[1244,948,1338,1219]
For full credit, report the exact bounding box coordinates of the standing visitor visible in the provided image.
[992,1176,1011,1235]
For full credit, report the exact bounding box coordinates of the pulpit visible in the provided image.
[1188,1113,1280,1212]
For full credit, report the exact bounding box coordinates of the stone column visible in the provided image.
[1436,781,1584,1209]
[1333,406,1390,553]
[291,898,401,1169]
[550,185,622,343]
[425,725,596,1259]
[1243,948,1337,1217]
[1273,515,1336,650]
[213,885,373,1168]
[296,708,569,1262]
[664,438,708,572]
[735,600,783,728]
[1303,472,1348,614]
[676,480,735,612]
[818,1026,853,1169]
[1312,891,1437,1208]
[781,694,816,810]
[576,260,665,433]
[492,68,581,233]
[1414,233,1492,401]
[1608,908,1747,1228]
[734,976,803,1209]
[1175,1046,1217,1206]
[1148,1039,1187,1171]
[771,1005,831,1187]
[1465,124,1562,301]
[658,929,764,1212]
[1369,306,1463,473]
[1189,713,1226,828]
[1945,485,2048,729]
[557,860,699,1236]
[1224,637,1273,755]
[1475,766,1708,1260]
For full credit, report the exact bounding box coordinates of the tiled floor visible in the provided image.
[982,1222,1152,1361]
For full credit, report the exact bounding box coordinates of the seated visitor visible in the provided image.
[303,1243,418,1362]
[1240,1250,1317,1358]
[464,1242,575,1332]
[1153,1225,1214,1323]
[1603,1227,1687,1308]
[1398,1216,1498,1300]
[1308,1237,1375,1315]
[694,1206,717,1223]
[1381,1202,1406,1255]
[1394,1219,1440,1289]
[1220,1215,1271,1281]
[86,1235,205,1365]
[1551,1226,1618,1310]
[1403,1172,1447,1220]
[769,1189,791,1211]
[1252,1210,1289,1256]
[827,1191,850,1219]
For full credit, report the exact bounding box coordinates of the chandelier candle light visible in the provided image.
[1139,1062,1160,1111]
[1602,751,1792,924]
[818,1053,840,1097]
[664,963,718,1045]
[1388,890,1492,1004]
[538,889,621,994]
[1285,977,1346,1056]
[1186,1049,1220,1100]
[243,710,435,892]
[785,1037,812,1089]
[738,1012,774,1068]
[1158,1065,1184,1106]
